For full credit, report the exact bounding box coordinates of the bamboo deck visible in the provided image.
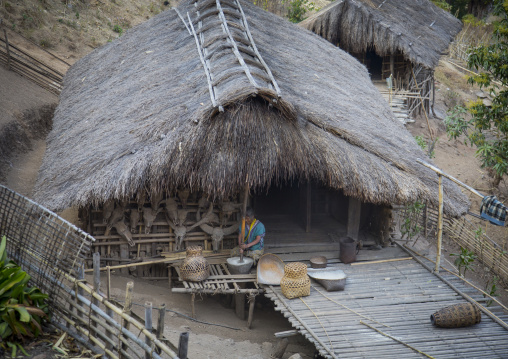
[264,245,508,359]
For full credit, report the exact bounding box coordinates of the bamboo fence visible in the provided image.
[0,24,66,94]
[0,185,183,358]
[397,203,508,285]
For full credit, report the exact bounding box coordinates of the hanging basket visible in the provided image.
[280,262,310,299]
[180,246,210,282]
[431,303,481,328]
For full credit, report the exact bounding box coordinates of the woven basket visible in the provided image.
[180,246,210,282]
[280,262,310,299]
[431,303,481,328]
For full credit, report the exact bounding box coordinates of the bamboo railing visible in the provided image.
[0,185,184,358]
[397,203,508,285]
[0,24,67,94]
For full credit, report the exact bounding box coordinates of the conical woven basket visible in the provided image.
[431,303,481,328]
[180,246,210,282]
[280,262,310,299]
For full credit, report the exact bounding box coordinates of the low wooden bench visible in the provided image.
[172,263,263,328]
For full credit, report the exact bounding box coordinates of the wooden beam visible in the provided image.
[306,181,311,233]
[347,197,361,240]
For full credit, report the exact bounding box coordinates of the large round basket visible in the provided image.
[431,303,481,328]
[280,262,310,299]
[180,246,210,282]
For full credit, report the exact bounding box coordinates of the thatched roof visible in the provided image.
[300,0,462,69]
[34,0,469,216]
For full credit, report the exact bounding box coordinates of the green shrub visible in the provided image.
[0,236,49,357]
[113,24,123,35]
[450,246,477,277]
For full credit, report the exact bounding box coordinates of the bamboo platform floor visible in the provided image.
[264,245,508,359]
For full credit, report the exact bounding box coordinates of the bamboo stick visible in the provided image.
[145,302,153,359]
[416,159,484,198]
[435,174,443,273]
[360,321,436,358]
[121,281,134,356]
[403,245,508,312]
[59,313,120,359]
[60,298,132,358]
[68,290,165,359]
[350,257,413,265]
[93,252,101,328]
[156,304,166,355]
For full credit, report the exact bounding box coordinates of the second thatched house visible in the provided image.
[300,0,463,115]
[34,0,468,275]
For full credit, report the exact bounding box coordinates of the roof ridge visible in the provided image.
[187,0,281,112]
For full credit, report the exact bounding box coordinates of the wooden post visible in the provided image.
[178,332,189,359]
[92,252,101,329]
[3,28,11,71]
[155,304,166,355]
[247,294,255,329]
[235,283,246,320]
[390,53,395,78]
[145,302,153,359]
[347,197,361,240]
[306,181,311,233]
[271,338,289,359]
[106,266,111,300]
[191,293,196,318]
[435,174,443,273]
[121,281,134,356]
[240,182,249,262]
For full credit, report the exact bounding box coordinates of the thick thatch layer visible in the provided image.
[300,0,462,69]
[34,0,469,216]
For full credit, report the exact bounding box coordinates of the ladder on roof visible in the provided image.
[185,0,281,110]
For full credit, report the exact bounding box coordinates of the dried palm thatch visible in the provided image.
[300,0,463,69]
[34,0,469,216]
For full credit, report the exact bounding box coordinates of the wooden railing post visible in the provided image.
[178,332,189,359]
[155,304,166,354]
[145,302,153,359]
[120,281,134,358]
[92,252,101,329]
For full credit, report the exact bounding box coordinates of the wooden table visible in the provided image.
[172,263,263,328]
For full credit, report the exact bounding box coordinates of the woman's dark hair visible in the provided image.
[245,207,255,218]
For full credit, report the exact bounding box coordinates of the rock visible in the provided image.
[225,338,235,346]
[483,99,492,107]
[288,354,303,359]
[262,342,272,352]
[476,91,487,98]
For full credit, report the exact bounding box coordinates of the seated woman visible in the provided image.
[230,207,265,264]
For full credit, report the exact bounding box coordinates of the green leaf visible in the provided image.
[14,306,30,323]
[0,236,6,266]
